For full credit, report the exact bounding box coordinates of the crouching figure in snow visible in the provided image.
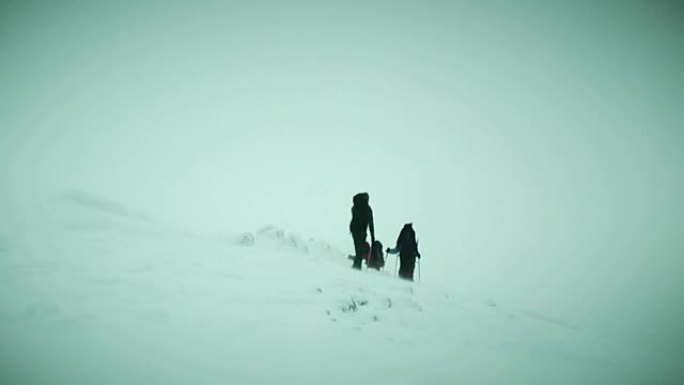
[367,240,385,270]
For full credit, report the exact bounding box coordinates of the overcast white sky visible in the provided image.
[1,0,683,355]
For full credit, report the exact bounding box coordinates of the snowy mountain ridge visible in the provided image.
[0,191,658,384]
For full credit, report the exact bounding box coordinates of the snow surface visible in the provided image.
[0,193,670,384]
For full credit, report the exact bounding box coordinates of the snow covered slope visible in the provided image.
[0,193,662,385]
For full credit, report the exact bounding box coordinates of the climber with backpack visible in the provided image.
[349,192,375,270]
[387,223,421,280]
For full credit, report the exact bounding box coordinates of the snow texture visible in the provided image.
[0,192,670,385]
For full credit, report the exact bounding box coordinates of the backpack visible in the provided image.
[353,192,368,206]
[396,224,418,256]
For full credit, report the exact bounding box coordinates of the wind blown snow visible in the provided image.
[0,192,669,384]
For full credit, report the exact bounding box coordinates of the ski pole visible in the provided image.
[417,258,421,282]
[383,251,388,271]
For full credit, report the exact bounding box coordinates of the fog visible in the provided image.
[2,0,683,375]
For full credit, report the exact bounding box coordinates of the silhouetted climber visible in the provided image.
[388,223,420,280]
[349,192,375,270]
[367,240,385,270]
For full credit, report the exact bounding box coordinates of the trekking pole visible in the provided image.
[395,255,399,276]
[382,251,388,271]
[417,259,421,282]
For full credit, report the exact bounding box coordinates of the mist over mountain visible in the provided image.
[1,1,682,384]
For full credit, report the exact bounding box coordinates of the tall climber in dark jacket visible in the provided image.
[349,192,375,270]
